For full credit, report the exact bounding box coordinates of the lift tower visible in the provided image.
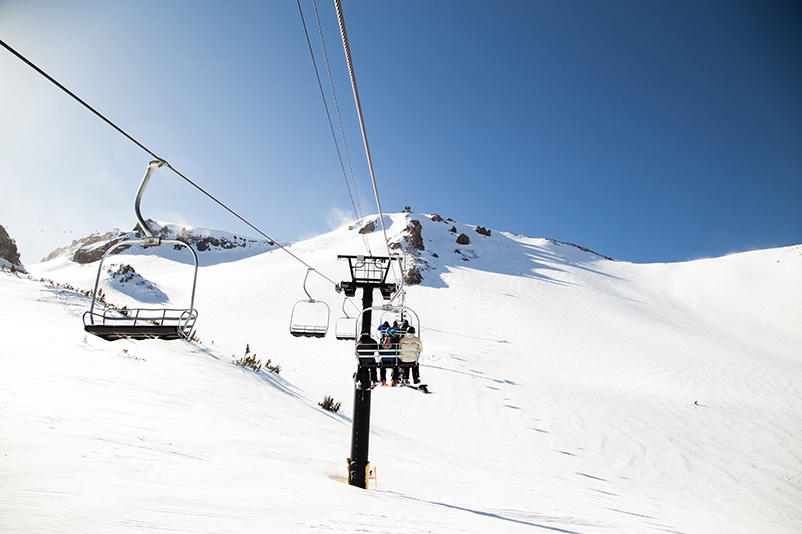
[338,255,398,488]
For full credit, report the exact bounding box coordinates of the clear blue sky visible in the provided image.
[1,0,800,264]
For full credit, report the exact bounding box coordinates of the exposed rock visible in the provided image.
[431,214,444,223]
[73,241,129,264]
[51,220,273,264]
[358,220,377,234]
[388,217,432,285]
[406,219,424,251]
[475,226,491,237]
[449,226,457,233]
[404,265,423,285]
[456,233,470,245]
[110,263,138,284]
[0,225,24,271]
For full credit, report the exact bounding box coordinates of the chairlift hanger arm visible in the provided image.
[302,267,315,301]
[134,160,167,239]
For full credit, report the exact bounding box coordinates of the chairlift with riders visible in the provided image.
[354,303,422,368]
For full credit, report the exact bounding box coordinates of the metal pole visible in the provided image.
[349,365,372,488]
[349,284,375,488]
[360,284,373,337]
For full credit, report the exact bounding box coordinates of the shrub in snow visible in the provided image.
[234,344,280,374]
[456,233,470,245]
[264,359,281,374]
[319,395,341,413]
[431,214,444,223]
[235,344,262,372]
[475,226,491,237]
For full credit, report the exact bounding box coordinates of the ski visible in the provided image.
[406,383,431,394]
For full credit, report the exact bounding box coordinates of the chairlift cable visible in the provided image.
[0,37,341,288]
[311,0,373,255]
[333,0,401,284]
[311,0,370,242]
[296,0,371,256]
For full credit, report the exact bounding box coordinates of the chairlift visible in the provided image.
[289,268,330,338]
[354,304,421,367]
[83,160,199,341]
[335,297,359,340]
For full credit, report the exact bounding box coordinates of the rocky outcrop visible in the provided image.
[358,220,377,234]
[406,219,424,251]
[0,225,24,271]
[404,265,423,285]
[45,220,274,264]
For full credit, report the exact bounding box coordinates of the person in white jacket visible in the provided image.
[398,326,423,384]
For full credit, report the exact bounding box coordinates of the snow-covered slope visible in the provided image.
[3,212,801,533]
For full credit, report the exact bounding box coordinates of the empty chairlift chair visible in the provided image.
[334,297,359,340]
[82,160,199,341]
[289,268,330,338]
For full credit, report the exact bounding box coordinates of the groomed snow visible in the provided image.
[2,213,801,533]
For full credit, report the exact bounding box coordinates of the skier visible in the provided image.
[356,333,379,385]
[398,326,423,384]
[379,327,400,386]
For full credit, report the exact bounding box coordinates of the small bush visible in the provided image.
[234,344,280,374]
[264,358,281,374]
[319,395,341,413]
[235,343,262,372]
[235,353,262,372]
